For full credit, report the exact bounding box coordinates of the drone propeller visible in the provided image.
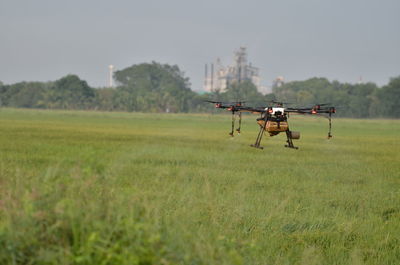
[269,100,293,106]
[310,107,336,114]
[313,103,331,106]
[205,100,246,109]
[311,103,332,111]
[205,100,246,104]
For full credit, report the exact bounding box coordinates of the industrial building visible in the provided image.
[204,47,262,93]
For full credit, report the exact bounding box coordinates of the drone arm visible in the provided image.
[286,107,335,139]
[285,109,310,114]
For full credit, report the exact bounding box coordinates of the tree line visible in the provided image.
[0,62,399,118]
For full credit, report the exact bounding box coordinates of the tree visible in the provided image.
[376,76,400,118]
[95,88,117,111]
[114,62,195,112]
[271,78,381,118]
[48,75,95,109]
[0,82,48,108]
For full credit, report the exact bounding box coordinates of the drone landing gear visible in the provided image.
[327,113,333,139]
[250,129,264,149]
[229,111,242,136]
[236,112,242,134]
[285,130,298,149]
[250,117,267,149]
[229,111,235,136]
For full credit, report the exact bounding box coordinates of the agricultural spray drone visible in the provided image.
[206,100,336,149]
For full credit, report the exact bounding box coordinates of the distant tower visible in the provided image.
[108,65,115,87]
[234,47,248,83]
[273,76,285,88]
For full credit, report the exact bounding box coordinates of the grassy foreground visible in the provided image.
[0,108,399,265]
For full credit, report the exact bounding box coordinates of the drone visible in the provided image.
[206,100,336,149]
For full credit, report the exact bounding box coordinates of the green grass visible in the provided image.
[0,108,399,265]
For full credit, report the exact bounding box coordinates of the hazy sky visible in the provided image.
[1,0,399,91]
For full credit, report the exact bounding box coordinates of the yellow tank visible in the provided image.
[257,120,288,136]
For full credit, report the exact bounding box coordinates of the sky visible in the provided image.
[1,0,399,91]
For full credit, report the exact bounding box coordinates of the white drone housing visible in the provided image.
[264,107,285,115]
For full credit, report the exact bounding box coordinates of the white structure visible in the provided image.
[108,64,115,87]
[273,76,285,88]
[204,47,261,93]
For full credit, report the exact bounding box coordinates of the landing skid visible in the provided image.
[285,130,298,149]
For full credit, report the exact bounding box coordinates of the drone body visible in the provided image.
[206,100,336,149]
[252,106,299,149]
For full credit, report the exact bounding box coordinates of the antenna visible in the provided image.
[108,65,114,87]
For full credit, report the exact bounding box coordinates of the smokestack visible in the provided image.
[211,63,214,91]
[204,64,208,91]
[108,64,114,87]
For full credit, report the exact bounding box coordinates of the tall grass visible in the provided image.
[0,108,399,264]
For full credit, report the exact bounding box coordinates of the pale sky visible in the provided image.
[1,0,399,91]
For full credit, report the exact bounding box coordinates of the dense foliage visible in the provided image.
[272,77,400,118]
[112,62,196,112]
[0,62,399,118]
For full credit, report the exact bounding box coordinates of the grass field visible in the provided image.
[0,108,399,265]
